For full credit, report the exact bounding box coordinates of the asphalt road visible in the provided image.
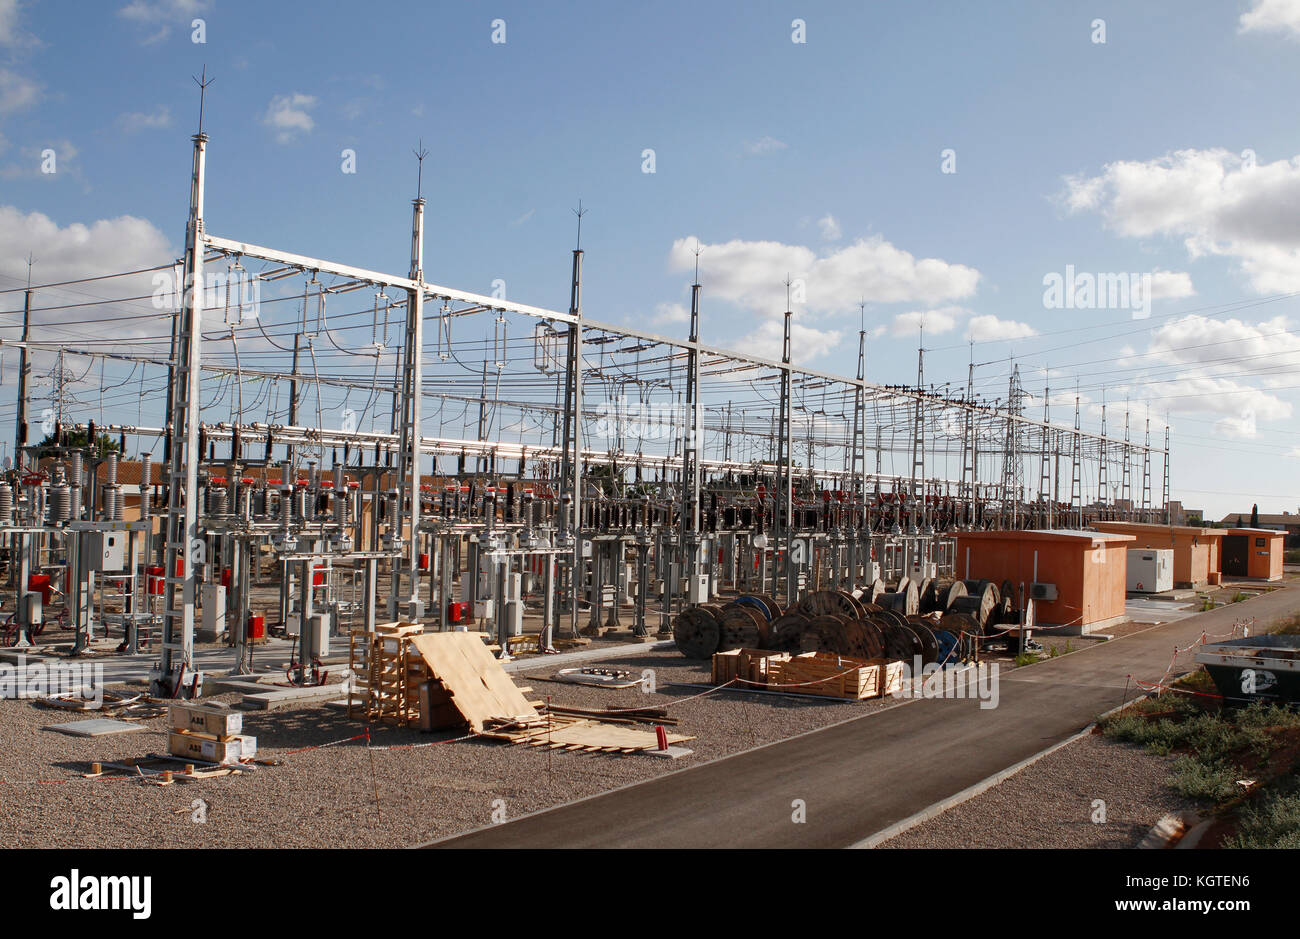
[428,585,1298,849]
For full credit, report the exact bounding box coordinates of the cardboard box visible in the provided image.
[169,703,243,738]
[168,730,257,764]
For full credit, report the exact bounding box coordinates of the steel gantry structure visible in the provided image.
[0,110,1172,688]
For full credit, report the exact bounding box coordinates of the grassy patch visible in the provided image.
[1167,756,1239,802]
[1103,666,1300,847]
[1222,781,1300,848]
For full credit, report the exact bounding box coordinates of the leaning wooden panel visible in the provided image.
[408,632,538,733]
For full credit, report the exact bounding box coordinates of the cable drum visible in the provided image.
[842,618,885,659]
[716,603,770,651]
[952,580,1000,632]
[798,614,851,654]
[878,579,919,616]
[672,606,722,659]
[767,611,811,652]
[798,589,862,619]
[905,616,941,665]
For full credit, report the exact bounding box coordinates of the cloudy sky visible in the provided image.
[2,0,1300,518]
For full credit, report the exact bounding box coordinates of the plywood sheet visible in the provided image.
[408,632,537,732]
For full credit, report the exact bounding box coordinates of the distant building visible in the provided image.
[1216,511,1300,546]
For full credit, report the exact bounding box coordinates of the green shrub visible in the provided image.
[1167,756,1238,802]
[1224,787,1300,848]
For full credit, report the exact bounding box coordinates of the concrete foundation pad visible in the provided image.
[241,681,351,710]
[210,679,277,695]
[599,630,659,644]
[502,640,674,674]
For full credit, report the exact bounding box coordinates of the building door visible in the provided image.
[1222,535,1249,577]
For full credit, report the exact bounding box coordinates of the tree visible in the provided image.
[35,430,120,459]
[1251,504,1260,528]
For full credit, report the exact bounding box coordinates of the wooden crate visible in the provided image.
[880,660,906,696]
[738,649,789,685]
[766,652,883,700]
[169,703,242,738]
[711,650,741,685]
[714,649,790,686]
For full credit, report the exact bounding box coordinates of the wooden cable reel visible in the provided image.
[672,606,721,659]
[917,577,934,611]
[767,611,810,652]
[938,611,980,642]
[798,614,851,654]
[880,619,922,661]
[905,616,940,664]
[951,580,999,632]
[735,593,781,622]
[842,618,885,660]
[878,579,919,616]
[716,603,770,651]
[798,589,862,620]
[920,578,966,614]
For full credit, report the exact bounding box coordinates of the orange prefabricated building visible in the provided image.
[952,529,1135,635]
[1222,528,1284,582]
[1090,521,1225,589]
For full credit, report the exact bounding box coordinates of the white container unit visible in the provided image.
[1126,548,1173,594]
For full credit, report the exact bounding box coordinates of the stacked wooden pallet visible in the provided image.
[364,622,425,725]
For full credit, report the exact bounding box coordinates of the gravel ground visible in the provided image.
[879,732,1196,848]
[0,647,901,848]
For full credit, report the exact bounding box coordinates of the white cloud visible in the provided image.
[118,0,209,43]
[1149,269,1195,299]
[651,301,688,326]
[668,234,979,315]
[965,314,1037,341]
[736,318,843,364]
[0,67,39,114]
[0,206,176,346]
[1145,313,1300,386]
[746,136,787,155]
[0,0,16,44]
[1063,148,1300,293]
[510,208,535,227]
[117,106,172,133]
[1100,313,1300,440]
[263,93,317,143]
[889,307,963,337]
[817,214,842,242]
[1240,0,1300,37]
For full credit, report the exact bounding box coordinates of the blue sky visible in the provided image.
[3,0,1300,519]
